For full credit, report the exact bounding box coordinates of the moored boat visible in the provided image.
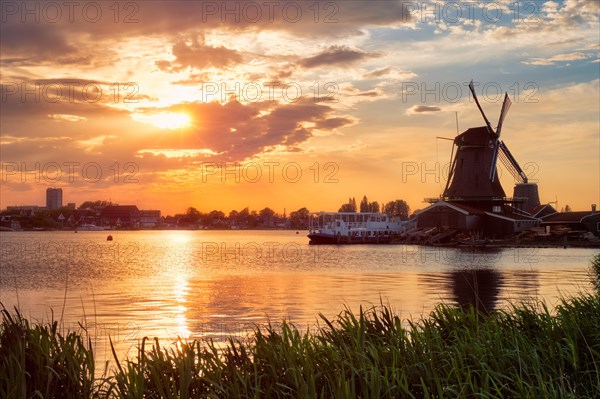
[308,212,404,244]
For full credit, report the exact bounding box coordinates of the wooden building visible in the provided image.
[541,207,600,237]
[417,81,544,238]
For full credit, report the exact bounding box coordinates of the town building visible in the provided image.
[99,205,140,227]
[46,188,63,209]
[139,210,161,228]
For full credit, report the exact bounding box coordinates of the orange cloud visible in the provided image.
[156,35,243,72]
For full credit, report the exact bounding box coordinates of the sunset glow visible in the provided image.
[0,0,597,215]
[132,112,192,130]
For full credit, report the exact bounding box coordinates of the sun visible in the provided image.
[133,112,191,129]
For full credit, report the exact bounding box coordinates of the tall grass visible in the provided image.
[591,252,600,295]
[0,307,104,398]
[2,253,599,398]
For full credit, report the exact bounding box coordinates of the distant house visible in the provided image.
[69,209,96,226]
[541,206,600,237]
[99,205,140,227]
[163,215,178,229]
[416,201,540,238]
[139,210,161,228]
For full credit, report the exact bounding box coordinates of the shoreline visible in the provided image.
[3,228,600,248]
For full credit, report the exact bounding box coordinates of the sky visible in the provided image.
[1,0,598,216]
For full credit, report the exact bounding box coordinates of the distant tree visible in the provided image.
[339,203,355,212]
[258,207,275,227]
[259,207,275,220]
[290,207,310,229]
[237,207,250,226]
[18,210,61,229]
[228,210,239,226]
[564,204,571,212]
[248,210,259,228]
[201,210,225,226]
[358,196,381,213]
[360,196,369,213]
[186,207,201,223]
[369,201,380,213]
[339,197,357,212]
[209,210,225,220]
[384,200,410,220]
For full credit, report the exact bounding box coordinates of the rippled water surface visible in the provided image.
[1,230,596,363]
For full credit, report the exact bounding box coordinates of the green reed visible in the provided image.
[0,307,106,398]
[2,253,599,398]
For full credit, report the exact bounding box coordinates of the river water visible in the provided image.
[0,230,596,364]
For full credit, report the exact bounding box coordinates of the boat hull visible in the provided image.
[308,233,392,245]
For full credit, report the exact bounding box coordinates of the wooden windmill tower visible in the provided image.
[441,81,540,213]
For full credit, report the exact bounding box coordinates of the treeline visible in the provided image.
[179,206,310,229]
[338,196,410,220]
[181,195,411,229]
[1,196,411,230]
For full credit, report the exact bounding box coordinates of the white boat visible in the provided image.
[308,212,404,244]
[76,224,106,231]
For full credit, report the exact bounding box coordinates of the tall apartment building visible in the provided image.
[46,188,63,209]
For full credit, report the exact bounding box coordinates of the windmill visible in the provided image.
[441,80,539,213]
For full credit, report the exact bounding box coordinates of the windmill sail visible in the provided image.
[496,94,512,137]
[468,80,494,135]
[489,149,500,182]
[498,141,528,183]
[489,93,512,182]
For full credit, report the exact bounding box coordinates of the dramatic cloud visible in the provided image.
[156,35,243,72]
[0,0,414,65]
[0,80,354,166]
[300,46,381,69]
[0,24,78,61]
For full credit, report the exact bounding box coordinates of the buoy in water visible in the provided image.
[107,235,113,241]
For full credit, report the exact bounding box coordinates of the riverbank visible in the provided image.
[394,235,600,249]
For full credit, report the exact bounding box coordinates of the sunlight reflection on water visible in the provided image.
[0,230,595,365]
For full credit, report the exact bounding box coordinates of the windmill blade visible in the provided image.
[443,143,457,197]
[498,147,521,181]
[468,80,494,135]
[495,93,512,138]
[489,146,500,182]
[499,141,528,183]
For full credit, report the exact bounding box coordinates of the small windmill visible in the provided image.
[442,80,539,213]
